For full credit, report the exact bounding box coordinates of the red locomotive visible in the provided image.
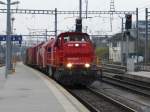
[25,32,102,86]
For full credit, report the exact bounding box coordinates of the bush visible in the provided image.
[96,47,109,59]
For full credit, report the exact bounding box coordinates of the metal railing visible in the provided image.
[135,64,150,72]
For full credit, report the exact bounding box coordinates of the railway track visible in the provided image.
[102,73,150,97]
[68,87,137,112]
[102,64,126,74]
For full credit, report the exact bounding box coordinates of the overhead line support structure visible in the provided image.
[55,8,57,37]
[0,8,136,68]
[0,9,136,15]
[136,8,139,65]
[110,0,115,31]
[6,0,12,76]
[145,8,149,65]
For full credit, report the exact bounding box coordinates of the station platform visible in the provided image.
[0,63,89,112]
[126,71,150,83]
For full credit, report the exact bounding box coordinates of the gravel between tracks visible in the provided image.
[90,81,150,112]
[72,89,129,112]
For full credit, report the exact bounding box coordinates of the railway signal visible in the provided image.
[125,14,132,30]
[75,18,82,32]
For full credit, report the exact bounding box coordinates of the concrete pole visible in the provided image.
[85,0,88,19]
[145,8,148,65]
[11,17,15,62]
[121,18,124,65]
[126,31,129,65]
[136,8,139,64]
[79,0,82,32]
[121,18,124,32]
[55,8,57,37]
[79,0,82,19]
[6,0,12,77]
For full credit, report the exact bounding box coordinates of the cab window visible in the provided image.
[63,34,90,42]
[64,36,70,42]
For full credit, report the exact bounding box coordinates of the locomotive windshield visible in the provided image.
[64,34,90,42]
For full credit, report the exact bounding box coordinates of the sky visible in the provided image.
[0,0,150,37]
[17,0,150,10]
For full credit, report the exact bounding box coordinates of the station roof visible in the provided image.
[108,32,135,42]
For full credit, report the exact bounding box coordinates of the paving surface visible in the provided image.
[127,71,150,83]
[0,66,6,89]
[0,63,89,112]
[128,72,150,78]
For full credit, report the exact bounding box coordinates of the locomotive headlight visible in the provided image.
[85,63,90,68]
[75,43,79,47]
[67,63,72,68]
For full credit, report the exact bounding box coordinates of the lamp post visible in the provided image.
[0,0,19,77]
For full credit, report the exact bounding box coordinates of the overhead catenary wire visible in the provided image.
[137,1,150,13]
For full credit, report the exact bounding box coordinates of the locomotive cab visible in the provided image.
[52,32,99,86]
[55,32,95,69]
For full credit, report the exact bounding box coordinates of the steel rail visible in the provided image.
[68,87,137,112]
[88,87,137,112]
[102,76,150,97]
[67,89,100,112]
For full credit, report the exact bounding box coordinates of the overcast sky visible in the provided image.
[0,0,150,36]
[17,0,149,10]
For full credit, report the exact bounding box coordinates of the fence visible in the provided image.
[135,64,150,72]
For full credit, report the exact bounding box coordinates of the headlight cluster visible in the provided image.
[66,63,72,68]
[66,63,90,68]
[75,43,79,47]
[85,63,90,68]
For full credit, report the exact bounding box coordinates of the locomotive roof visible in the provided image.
[28,32,89,49]
[58,32,89,37]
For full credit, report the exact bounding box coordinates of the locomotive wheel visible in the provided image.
[48,66,53,78]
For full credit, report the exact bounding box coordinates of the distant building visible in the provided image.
[108,33,135,63]
[91,35,111,47]
[132,20,150,62]
[108,20,150,64]
[132,20,150,39]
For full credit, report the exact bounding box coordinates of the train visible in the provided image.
[24,32,102,86]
